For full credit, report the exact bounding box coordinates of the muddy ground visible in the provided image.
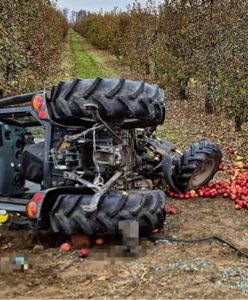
[0,196,248,299]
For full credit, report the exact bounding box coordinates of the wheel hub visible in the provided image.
[189,158,216,189]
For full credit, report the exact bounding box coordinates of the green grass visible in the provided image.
[70,30,117,78]
[156,123,188,149]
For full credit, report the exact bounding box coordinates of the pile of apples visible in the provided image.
[167,149,248,211]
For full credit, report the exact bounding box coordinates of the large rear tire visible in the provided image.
[49,78,165,128]
[49,190,166,237]
[172,140,222,193]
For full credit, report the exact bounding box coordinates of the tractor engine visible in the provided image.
[52,128,135,177]
[50,128,148,189]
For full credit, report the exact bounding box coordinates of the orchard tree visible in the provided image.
[0,0,68,96]
[215,1,248,131]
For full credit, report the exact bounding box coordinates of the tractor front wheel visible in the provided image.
[172,140,222,192]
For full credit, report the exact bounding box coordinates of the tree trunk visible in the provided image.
[178,77,189,100]
[179,87,188,100]
[205,81,214,114]
[235,116,242,132]
[205,97,214,114]
[145,62,150,75]
[204,0,215,114]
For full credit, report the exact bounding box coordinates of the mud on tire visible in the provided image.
[49,190,166,237]
[172,140,222,193]
[49,78,165,128]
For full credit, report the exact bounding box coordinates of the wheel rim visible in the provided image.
[188,158,216,189]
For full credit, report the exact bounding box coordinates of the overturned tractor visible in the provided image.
[0,78,222,237]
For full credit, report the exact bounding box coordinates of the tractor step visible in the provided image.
[0,197,29,214]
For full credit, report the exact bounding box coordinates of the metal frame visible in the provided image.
[0,92,43,108]
[0,92,53,213]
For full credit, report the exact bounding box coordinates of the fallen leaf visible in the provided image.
[82,280,92,286]
[96,275,109,281]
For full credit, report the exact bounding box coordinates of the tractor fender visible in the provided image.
[26,186,91,221]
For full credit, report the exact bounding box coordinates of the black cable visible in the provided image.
[148,235,248,259]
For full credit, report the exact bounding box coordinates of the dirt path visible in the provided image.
[0,30,248,299]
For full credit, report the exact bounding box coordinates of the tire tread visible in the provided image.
[49,190,166,237]
[50,78,165,128]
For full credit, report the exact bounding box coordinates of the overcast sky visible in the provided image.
[56,0,149,13]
